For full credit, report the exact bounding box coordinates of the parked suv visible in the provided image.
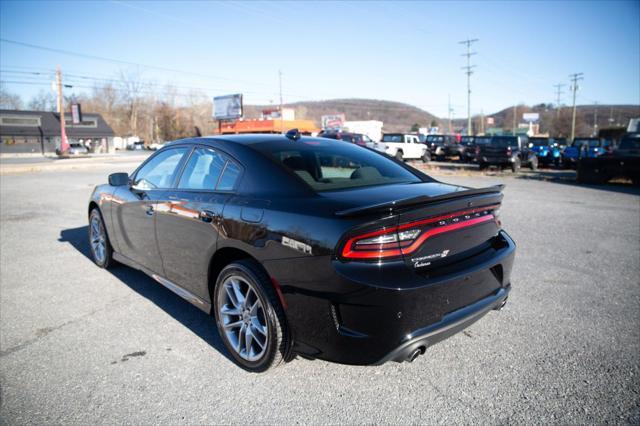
[477,135,538,172]
[529,137,561,167]
[382,133,430,162]
[562,138,611,169]
[458,136,477,163]
[425,134,457,161]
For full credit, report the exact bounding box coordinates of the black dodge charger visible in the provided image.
[88,131,515,372]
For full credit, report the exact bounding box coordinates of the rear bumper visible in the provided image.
[264,230,516,365]
[375,286,509,364]
[479,156,513,165]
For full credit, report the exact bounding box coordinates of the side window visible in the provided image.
[133,147,189,190]
[217,161,242,191]
[178,147,226,190]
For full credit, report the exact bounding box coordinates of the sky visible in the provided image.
[1,0,639,118]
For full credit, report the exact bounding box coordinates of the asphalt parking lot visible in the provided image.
[1,161,639,424]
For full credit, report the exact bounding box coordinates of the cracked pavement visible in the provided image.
[1,165,639,424]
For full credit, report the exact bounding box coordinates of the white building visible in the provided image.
[343,120,384,142]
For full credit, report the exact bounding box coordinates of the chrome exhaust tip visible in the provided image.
[408,346,426,362]
[494,296,508,311]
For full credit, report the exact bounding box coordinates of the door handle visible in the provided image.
[199,210,216,223]
[146,205,155,216]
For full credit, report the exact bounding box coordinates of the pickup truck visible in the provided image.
[576,133,639,185]
[382,133,430,162]
[477,135,538,172]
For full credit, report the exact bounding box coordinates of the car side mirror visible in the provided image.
[108,172,130,186]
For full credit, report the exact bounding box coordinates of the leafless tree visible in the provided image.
[27,90,56,111]
[0,84,23,110]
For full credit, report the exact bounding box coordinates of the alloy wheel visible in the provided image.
[218,275,268,362]
[90,213,106,264]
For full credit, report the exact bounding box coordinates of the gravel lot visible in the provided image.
[1,162,639,424]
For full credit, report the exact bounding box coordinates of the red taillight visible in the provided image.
[475,146,481,154]
[341,205,500,260]
[506,147,512,155]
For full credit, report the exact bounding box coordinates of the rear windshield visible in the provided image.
[256,139,422,192]
[619,136,640,149]
[460,136,474,145]
[573,139,600,147]
[475,137,491,145]
[426,135,445,143]
[381,134,403,142]
[490,137,518,147]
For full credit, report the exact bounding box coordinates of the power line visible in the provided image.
[459,38,478,136]
[0,38,294,93]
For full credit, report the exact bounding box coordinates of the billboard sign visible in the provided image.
[71,103,82,124]
[213,94,243,120]
[321,114,345,130]
[522,112,539,123]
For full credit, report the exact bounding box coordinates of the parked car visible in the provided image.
[318,131,386,154]
[88,132,514,372]
[561,138,609,169]
[528,137,561,167]
[425,134,457,161]
[147,142,165,151]
[68,142,89,156]
[381,133,430,162]
[577,133,640,185]
[127,141,145,151]
[477,135,538,172]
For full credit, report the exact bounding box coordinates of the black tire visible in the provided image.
[421,151,431,163]
[478,162,488,171]
[213,259,288,373]
[395,150,403,162]
[529,156,538,170]
[511,158,521,173]
[88,208,115,269]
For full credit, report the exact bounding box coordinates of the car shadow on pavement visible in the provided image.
[516,169,640,196]
[58,226,235,364]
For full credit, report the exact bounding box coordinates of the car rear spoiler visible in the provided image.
[334,185,505,217]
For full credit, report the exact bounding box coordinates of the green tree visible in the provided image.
[410,123,420,132]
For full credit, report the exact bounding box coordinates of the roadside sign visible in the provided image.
[321,114,345,130]
[71,103,82,124]
[213,94,243,120]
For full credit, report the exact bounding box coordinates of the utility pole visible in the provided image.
[513,104,517,135]
[459,38,478,136]
[278,69,284,134]
[447,94,453,134]
[480,109,485,135]
[593,101,598,136]
[553,83,565,119]
[569,72,584,141]
[55,66,69,154]
[608,106,614,126]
